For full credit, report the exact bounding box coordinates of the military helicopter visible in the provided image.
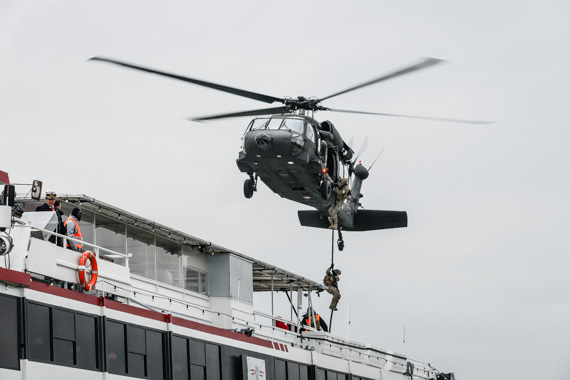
[91,57,487,249]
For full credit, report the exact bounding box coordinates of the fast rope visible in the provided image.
[329,228,336,332]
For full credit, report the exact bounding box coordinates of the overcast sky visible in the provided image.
[1,1,569,379]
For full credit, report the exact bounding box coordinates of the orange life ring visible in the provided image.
[78,250,98,291]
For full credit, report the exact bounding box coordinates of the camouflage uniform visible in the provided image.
[323,267,341,310]
[324,174,350,229]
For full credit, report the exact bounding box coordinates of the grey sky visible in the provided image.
[1,1,569,379]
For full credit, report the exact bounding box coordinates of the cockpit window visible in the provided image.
[250,118,270,131]
[280,118,304,134]
[266,118,283,129]
[306,123,315,142]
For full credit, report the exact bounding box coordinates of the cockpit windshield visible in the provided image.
[280,118,304,134]
[250,118,270,131]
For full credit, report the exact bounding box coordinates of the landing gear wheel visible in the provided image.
[244,179,254,199]
[320,180,331,200]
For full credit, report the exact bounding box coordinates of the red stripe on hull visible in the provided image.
[0,268,276,350]
[0,267,31,287]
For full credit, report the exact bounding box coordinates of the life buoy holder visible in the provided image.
[78,250,98,291]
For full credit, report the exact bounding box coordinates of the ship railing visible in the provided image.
[20,222,132,268]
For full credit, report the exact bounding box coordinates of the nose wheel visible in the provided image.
[244,174,257,199]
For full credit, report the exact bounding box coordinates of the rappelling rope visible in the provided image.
[330,229,335,268]
[329,229,336,332]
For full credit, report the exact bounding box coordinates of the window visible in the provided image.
[300,365,309,380]
[305,124,315,143]
[275,359,287,380]
[27,302,100,370]
[96,214,126,265]
[287,362,300,380]
[250,118,270,131]
[171,336,220,380]
[128,226,156,280]
[315,368,326,380]
[105,320,126,374]
[0,294,19,369]
[27,303,51,362]
[156,235,180,286]
[267,118,283,129]
[184,267,207,294]
[105,319,165,379]
[281,118,304,135]
[53,309,75,365]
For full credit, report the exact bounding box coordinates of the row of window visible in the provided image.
[25,200,209,295]
[0,294,364,380]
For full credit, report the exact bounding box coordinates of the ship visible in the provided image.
[0,170,454,380]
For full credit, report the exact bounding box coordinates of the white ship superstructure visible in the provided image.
[0,172,451,380]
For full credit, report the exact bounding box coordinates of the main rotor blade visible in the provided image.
[326,108,492,125]
[318,58,444,103]
[190,106,291,121]
[90,57,284,104]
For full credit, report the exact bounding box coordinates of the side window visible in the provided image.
[275,359,287,380]
[0,294,20,369]
[105,320,166,379]
[27,302,100,370]
[287,362,300,380]
[172,337,220,380]
[305,123,315,143]
[28,303,51,362]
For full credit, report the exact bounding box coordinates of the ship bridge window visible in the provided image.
[280,118,304,134]
[95,214,126,265]
[128,226,156,280]
[156,235,181,286]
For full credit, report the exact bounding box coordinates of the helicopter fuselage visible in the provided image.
[236,114,339,210]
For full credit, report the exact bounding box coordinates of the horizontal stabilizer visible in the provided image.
[298,210,407,231]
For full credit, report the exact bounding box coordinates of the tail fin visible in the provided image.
[298,210,407,231]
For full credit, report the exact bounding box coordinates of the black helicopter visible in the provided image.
[91,57,487,248]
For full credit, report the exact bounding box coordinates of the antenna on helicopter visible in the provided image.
[367,148,385,172]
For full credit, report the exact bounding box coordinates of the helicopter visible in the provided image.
[90,57,488,249]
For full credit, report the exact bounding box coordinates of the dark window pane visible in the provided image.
[275,359,287,380]
[146,330,164,380]
[172,336,189,380]
[315,368,326,380]
[205,343,220,380]
[76,314,98,369]
[28,303,51,362]
[326,371,338,380]
[128,352,146,377]
[0,295,19,369]
[54,339,74,365]
[300,365,309,380]
[288,362,300,380]
[190,364,205,380]
[127,325,146,355]
[53,309,75,341]
[189,339,205,366]
[106,321,126,374]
